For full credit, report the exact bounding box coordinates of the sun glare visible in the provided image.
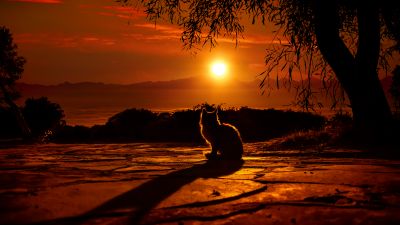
[211,61,227,79]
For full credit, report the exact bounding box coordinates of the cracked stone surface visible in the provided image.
[1,143,400,225]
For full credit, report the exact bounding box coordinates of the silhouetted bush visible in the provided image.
[0,97,65,140]
[105,108,158,140]
[219,107,326,142]
[22,97,65,138]
[53,105,326,143]
[52,125,92,143]
[0,107,20,139]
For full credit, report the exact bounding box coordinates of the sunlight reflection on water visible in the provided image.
[64,107,190,126]
[64,106,346,127]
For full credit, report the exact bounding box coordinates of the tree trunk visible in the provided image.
[312,0,392,134]
[352,2,392,130]
[0,84,31,139]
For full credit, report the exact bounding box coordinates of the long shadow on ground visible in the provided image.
[40,159,244,225]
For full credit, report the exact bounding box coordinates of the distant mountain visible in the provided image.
[18,76,259,91]
[16,77,271,109]
[16,77,297,126]
[15,76,394,126]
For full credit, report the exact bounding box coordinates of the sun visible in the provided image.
[210,61,228,79]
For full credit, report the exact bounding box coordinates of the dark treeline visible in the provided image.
[0,97,64,140]
[52,104,325,143]
[1,101,326,143]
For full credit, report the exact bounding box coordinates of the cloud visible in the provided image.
[131,23,182,41]
[102,5,142,14]
[80,4,146,21]
[215,34,288,46]
[135,23,181,34]
[8,0,62,3]
[13,32,185,56]
[133,23,284,47]
[14,33,117,49]
[102,5,146,19]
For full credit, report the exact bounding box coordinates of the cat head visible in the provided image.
[200,108,220,126]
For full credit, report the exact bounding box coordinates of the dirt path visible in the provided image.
[1,143,400,225]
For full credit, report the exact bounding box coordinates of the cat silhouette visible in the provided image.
[200,108,243,160]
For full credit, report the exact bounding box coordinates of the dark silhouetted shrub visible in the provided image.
[22,97,65,138]
[0,107,20,139]
[53,105,326,143]
[105,108,158,140]
[53,125,91,143]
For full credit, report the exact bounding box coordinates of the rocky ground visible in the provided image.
[1,142,400,225]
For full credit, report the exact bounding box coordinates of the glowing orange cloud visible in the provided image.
[13,32,184,56]
[81,4,146,20]
[8,0,62,3]
[2,0,271,85]
[135,23,182,36]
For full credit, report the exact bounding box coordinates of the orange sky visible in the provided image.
[0,0,277,85]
